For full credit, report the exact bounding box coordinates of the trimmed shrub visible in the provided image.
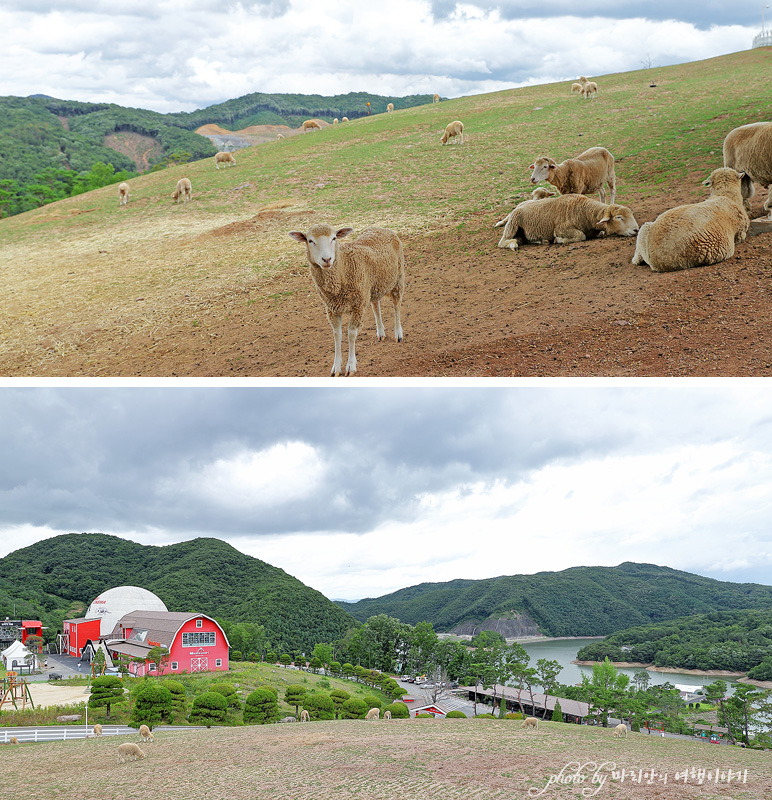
[416,713,434,718]
[551,701,563,723]
[329,688,350,718]
[505,712,523,720]
[475,713,496,719]
[445,710,467,718]
[362,694,382,711]
[231,650,243,662]
[130,682,172,729]
[385,701,410,719]
[209,683,241,710]
[341,698,369,719]
[190,691,227,727]
[244,687,279,724]
[163,680,187,716]
[303,692,335,721]
[285,684,307,716]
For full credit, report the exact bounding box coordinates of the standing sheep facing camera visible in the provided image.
[441,120,464,145]
[214,151,236,169]
[632,167,749,272]
[723,121,772,217]
[530,146,616,204]
[289,224,405,377]
[118,182,130,205]
[171,178,192,203]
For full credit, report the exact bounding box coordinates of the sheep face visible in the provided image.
[529,158,557,185]
[289,225,354,270]
[703,167,745,194]
[594,205,639,237]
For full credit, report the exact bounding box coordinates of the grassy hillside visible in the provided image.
[1,716,769,799]
[338,562,772,637]
[0,533,357,652]
[3,48,772,376]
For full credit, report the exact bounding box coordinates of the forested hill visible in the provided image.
[0,533,357,652]
[337,563,772,637]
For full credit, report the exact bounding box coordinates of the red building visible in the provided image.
[105,610,229,676]
[20,621,43,645]
[62,618,101,657]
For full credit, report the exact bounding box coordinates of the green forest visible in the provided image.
[338,562,772,637]
[0,533,356,653]
[0,90,435,218]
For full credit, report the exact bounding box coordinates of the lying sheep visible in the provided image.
[118,182,130,206]
[289,224,405,376]
[171,177,192,203]
[433,93,440,103]
[383,710,392,719]
[632,167,749,273]
[299,709,310,722]
[581,81,598,99]
[613,723,628,738]
[366,707,380,720]
[522,717,539,730]
[441,120,464,145]
[723,121,772,217]
[497,193,638,250]
[117,742,145,763]
[530,146,616,204]
[494,188,556,228]
[138,724,153,742]
[302,119,322,133]
[93,723,103,737]
[387,103,394,113]
[214,151,236,169]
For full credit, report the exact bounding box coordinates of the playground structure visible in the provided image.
[0,672,35,710]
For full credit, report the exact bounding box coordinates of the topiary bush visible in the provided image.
[130,682,172,729]
[475,713,496,719]
[416,713,434,718]
[189,691,227,727]
[303,692,335,721]
[163,680,187,716]
[385,701,410,719]
[209,683,241,710]
[341,698,368,719]
[504,712,523,720]
[362,695,382,711]
[243,687,279,724]
[445,710,467,718]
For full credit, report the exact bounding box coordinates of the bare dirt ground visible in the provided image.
[1,719,768,800]
[23,683,90,708]
[29,182,772,378]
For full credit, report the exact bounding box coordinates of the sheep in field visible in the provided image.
[277,133,285,140]
[366,707,380,720]
[433,93,440,103]
[441,120,464,145]
[522,717,539,730]
[632,167,749,273]
[117,742,145,763]
[333,118,339,124]
[118,182,130,205]
[299,709,310,722]
[280,716,297,723]
[581,81,598,99]
[289,224,405,377]
[497,193,638,250]
[494,188,556,228]
[302,119,322,133]
[723,121,772,217]
[342,116,349,122]
[214,151,236,169]
[613,723,628,737]
[387,103,394,112]
[530,146,616,204]
[9,737,19,744]
[571,82,583,94]
[93,724,103,737]
[171,177,192,203]
[383,710,392,719]
[138,724,154,742]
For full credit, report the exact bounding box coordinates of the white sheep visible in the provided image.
[214,151,236,169]
[299,709,310,722]
[342,116,349,122]
[117,742,145,763]
[277,133,285,140]
[441,120,464,145]
[632,167,749,273]
[522,717,539,730]
[386,103,394,113]
[171,177,192,203]
[530,146,616,204]
[433,93,440,103]
[138,724,153,742]
[118,182,130,206]
[93,723,103,737]
[333,118,339,125]
[494,188,556,228]
[302,119,322,133]
[613,723,628,737]
[9,736,19,744]
[723,121,772,217]
[289,224,405,377]
[570,83,583,94]
[581,82,598,99]
[365,707,380,720]
[497,193,638,250]
[383,710,392,719]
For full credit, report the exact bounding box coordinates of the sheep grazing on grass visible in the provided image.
[571,82,583,94]
[214,151,236,169]
[530,146,616,204]
[277,134,285,140]
[497,193,638,250]
[632,167,749,273]
[138,724,153,742]
[613,723,628,738]
[289,224,405,377]
[333,118,339,125]
[366,708,380,720]
[387,103,394,112]
[171,177,192,203]
[280,716,297,723]
[494,188,556,228]
[302,119,322,133]
[433,93,440,103]
[723,121,772,217]
[117,742,145,763]
[9,737,19,744]
[93,724,103,737]
[522,717,539,730]
[441,120,464,145]
[342,116,349,122]
[118,182,130,205]
[383,710,392,719]
[581,82,598,99]
[299,709,310,722]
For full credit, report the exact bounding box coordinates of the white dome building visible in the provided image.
[86,586,168,637]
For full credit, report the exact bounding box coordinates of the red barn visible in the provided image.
[105,610,229,676]
[20,621,43,646]
[62,618,101,657]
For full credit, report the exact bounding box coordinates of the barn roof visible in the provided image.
[107,611,229,650]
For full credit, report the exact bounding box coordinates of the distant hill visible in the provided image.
[337,563,772,637]
[0,90,436,217]
[0,533,357,652]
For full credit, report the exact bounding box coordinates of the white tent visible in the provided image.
[1,639,36,671]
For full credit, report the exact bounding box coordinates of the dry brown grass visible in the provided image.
[0,719,768,800]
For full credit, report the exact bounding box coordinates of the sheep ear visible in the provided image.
[288,231,307,243]
[336,227,354,238]
[528,164,535,170]
[596,214,611,225]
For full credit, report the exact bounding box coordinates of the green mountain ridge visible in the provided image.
[337,562,772,637]
[0,532,357,652]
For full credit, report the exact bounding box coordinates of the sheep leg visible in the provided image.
[554,227,587,244]
[328,313,344,376]
[391,289,404,342]
[494,211,513,228]
[345,324,359,376]
[763,185,772,219]
[608,170,616,205]
[371,300,386,341]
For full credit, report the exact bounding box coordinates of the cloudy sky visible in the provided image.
[0,1,762,112]
[2,385,772,601]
